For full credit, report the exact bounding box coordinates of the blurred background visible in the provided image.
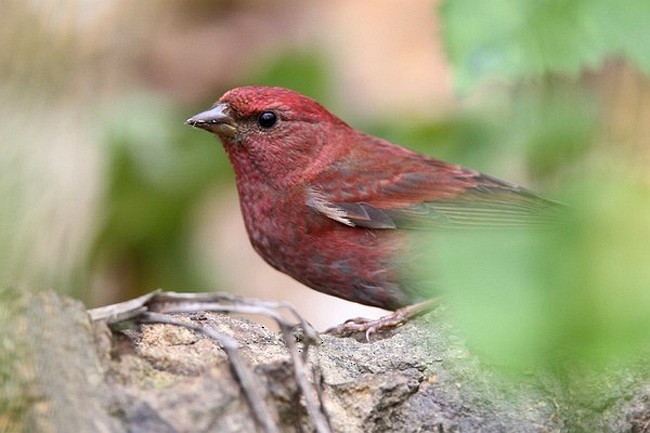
[1,0,649,365]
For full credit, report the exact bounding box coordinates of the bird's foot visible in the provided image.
[325,299,437,341]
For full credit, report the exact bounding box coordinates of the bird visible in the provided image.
[186,86,557,332]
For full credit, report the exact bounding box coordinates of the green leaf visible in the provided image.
[419,172,650,370]
[441,0,650,90]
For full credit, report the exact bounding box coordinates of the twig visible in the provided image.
[135,312,280,433]
[88,290,332,433]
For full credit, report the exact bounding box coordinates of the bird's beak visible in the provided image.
[186,103,237,138]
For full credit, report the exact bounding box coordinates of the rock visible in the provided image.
[1,288,648,432]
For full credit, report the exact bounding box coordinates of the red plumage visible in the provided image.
[187,86,556,310]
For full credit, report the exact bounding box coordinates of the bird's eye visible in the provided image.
[257,111,277,128]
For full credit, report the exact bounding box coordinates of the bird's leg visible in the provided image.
[325,299,438,340]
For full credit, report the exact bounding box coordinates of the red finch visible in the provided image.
[187,86,556,311]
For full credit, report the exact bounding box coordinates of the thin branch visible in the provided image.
[88,290,333,433]
[136,312,280,433]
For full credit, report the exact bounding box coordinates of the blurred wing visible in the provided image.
[383,181,559,229]
[306,146,559,230]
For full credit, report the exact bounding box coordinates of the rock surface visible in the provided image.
[1,288,649,432]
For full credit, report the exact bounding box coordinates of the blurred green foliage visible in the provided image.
[429,172,650,370]
[550,177,650,364]
[442,0,650,91]
[431,0,650,381]
[91,94,230,299]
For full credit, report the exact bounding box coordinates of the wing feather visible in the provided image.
[305,135,560,230]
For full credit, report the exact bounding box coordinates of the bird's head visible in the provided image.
[187,86,350,188]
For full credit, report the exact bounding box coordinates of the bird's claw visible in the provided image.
[325,299,438,341]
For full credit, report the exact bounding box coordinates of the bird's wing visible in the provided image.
[306,142,559,230]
